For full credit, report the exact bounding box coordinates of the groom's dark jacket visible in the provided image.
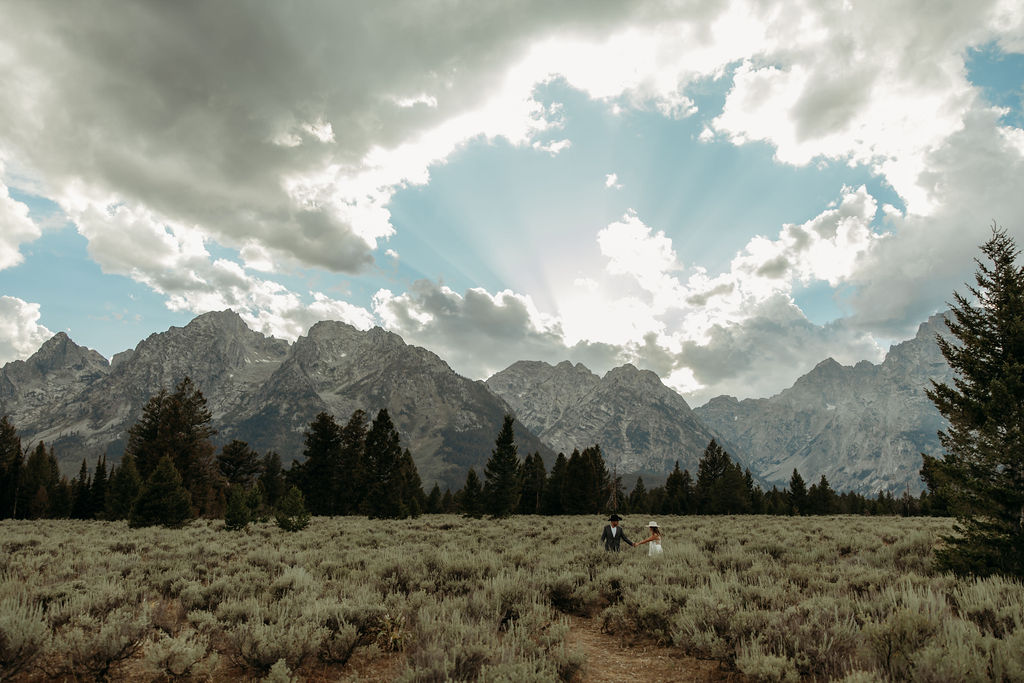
[600,524,633,551]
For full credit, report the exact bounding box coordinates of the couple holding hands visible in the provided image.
[600,514,663,556]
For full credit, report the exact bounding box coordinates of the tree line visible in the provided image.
[0,391,945,528]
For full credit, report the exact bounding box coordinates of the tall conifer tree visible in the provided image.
[483,415,521,517]
[0,415,22,519]
[543,453,568,515]
[460,467,483,518]
[922,227,1024,576]
[107,453,142,520]
[363,409,406,518]
[130,455,193,528]
[300,412,342,515]
[337,409,369,514]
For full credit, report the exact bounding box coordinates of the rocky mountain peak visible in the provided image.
[29,332,109,374]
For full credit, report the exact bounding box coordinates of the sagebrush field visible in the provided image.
[2,515,1022,682]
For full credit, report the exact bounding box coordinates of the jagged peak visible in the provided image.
[27,331,108,371]
[185,309,251,334]
[603,363,664,386]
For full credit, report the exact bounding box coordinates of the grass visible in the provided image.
[1,515,1022,681]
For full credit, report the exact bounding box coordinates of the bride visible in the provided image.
[634,521,663,556]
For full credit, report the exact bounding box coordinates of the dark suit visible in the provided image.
[600,524,633,551]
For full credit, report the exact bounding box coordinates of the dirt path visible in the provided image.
[565,616,745,683]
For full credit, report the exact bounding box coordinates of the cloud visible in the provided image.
[708,1,1021,214]
[0,175,40,270]
[0,297,53,364]
[604,173,621,189]
[373,280,623,379]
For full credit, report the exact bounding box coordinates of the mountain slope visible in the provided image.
[693,313,953,494]
[0,311,550,491]
[487,360,741,479]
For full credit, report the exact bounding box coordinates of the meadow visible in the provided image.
[1,515,1022,682]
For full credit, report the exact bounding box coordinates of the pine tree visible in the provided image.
[21,442,59,519]
[224,486,250,531]
[788,469,808,516]
[483,415,521,517]
[125,377,217,514]
[275,485,311,531]
[299,412,342,515]
[543,453,568,515]
[426,483,443,514]
[564,446,610,513]
[441,488,455,513]
[106,453,142,520]
[807,474,837,515]
[337,409,369,514]
[217,440,261,488]
[130,455,193,528]
[259,451,286,509]
[922,226,1024,577]
[89,456,109,519]
[398,449,424,518]
[362,409,406,518]
[71,459,92,519]
[629,477,648,513]
[517,452,547,515]
[696,439,748,514]
[664,461,692,514]
[0,415,23,519]
[460,467,483,518]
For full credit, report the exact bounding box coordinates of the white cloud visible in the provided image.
[0,174,40,270]
[604,173,621,189]
[0,296,52,363]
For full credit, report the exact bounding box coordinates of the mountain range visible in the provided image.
[0,309,954,494]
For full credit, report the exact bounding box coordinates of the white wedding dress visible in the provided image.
[648,540,663,556]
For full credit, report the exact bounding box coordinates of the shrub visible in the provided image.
[224,487,250,531]
[274,486,310,532]
[0,596,49,679]
[143,628,216,679]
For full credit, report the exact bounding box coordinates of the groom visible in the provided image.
[600,514,635,551]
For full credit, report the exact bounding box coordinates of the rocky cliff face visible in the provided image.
[693,313,953,495]
[487,360,742,479]
[0,311,549,491]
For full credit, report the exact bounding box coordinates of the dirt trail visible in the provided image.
[565,616,745,683]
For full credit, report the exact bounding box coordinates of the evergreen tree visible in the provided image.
[426,483,443,514]
[51,476,72,518]
[696,439,749,514]
[398,449,425,518]
[130,455,193,528]
[362,409,406,518]
[124,377,217,514]
[259,451,286,509]
[663,461,691,514]
[337,409,369,514]
[89,456,109,519]
[21,442,59,519]
[564,446,610,513]
[275,485,311,531]
[483,415,521,517]
[70,459,92,519]
[628,477,648,513]
[788,469,808,515]
[745,469,764,514]
[0,415,23,519]
[543,453,568,515]
[218,440,261,488]
[517,452,547,515]
[807,474,837,515]
[441,488,455,513]
[299,412,343,515]
[460,467,484,518]
[106,453,142,520]
[224,486,250,531]
[922,227,1024,576]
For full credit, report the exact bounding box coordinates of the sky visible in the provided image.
[1,0,1023,406]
